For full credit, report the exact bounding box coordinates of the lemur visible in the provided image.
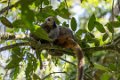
[31,17,84,80]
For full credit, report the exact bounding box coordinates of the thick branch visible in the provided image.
[0,32,120,55]
[82,35,120,53]
[0,40,119,55]
[0,42,30,52]
[0,33,15,40]
[82,44,113,52]
[0,33,31,41]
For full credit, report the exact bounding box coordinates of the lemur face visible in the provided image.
[45,17,55,27]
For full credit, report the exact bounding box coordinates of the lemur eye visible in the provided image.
[47,18,51,21]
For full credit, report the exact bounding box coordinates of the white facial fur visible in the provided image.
[45,17,54,27]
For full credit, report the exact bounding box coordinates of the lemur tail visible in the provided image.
[64,38,84,80]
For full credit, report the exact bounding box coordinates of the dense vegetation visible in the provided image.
[0,0,120,80]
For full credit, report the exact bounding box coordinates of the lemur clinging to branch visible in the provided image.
[31,17,84,80]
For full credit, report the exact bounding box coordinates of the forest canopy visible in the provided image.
[0,0,120,80]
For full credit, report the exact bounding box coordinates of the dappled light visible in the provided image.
[0,0,120,80]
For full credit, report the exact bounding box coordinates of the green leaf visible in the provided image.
[12,19,27,29]
[5,60,18,69]
[10,67,20,80]
[31,25,52,41]
[0,0,7,3]
[94,63,109,71]
[25,59,33,80]
[105,23,114,33]
[95,21,105,33]
[25,53,38,80]
[5,47,24,69]
[102,33,109,41]
[40,6,56,17]
[71,17,77,31]
[94,38,100,46]
[0,16,13,28]
[85,32,95,41]
[85,33,91,41]
[88,14,96,31]
[62,21,69,27]
[43,0,49,5]
[100,72,111,80]
[13,20,51,41]
[56,2,70,19]
[108,64,116,71]
[59,2,66,9]
[89,32,95,38]
[115,15,120,21]
[111,21,120,27]
[76,29,87,35]
[56,8,70,19]
[33,74,41,80]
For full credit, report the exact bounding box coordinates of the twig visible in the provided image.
[0,1,19,15]
[3,69,9,80]
[0,63,5,68]
[112,0,114,21]
[80,0,83,3]
[42,71,67,80]
[64,0,68,9]
[39,0,43,12]
[39,53,43,69]
[111,0,115,41]
[118,0,120,11]
[5,0,11,16]
[36,50,43,69]
[59,57,76,66]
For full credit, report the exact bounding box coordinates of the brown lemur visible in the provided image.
[31,17,84,80]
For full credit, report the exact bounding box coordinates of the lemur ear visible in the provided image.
[53,21,57,28]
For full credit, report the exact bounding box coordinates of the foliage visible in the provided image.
[0,0,120,80]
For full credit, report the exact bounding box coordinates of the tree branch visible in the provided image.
[0,42,30,52]
[0,33,31,41]
[59,57,76,66]
[0,32,120,55]
[82,34,120,53]
[42,71,67,80]
[82,44,113,52]
[0,33,15,40]
[0,1,20,15]
[5,0,11,16]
